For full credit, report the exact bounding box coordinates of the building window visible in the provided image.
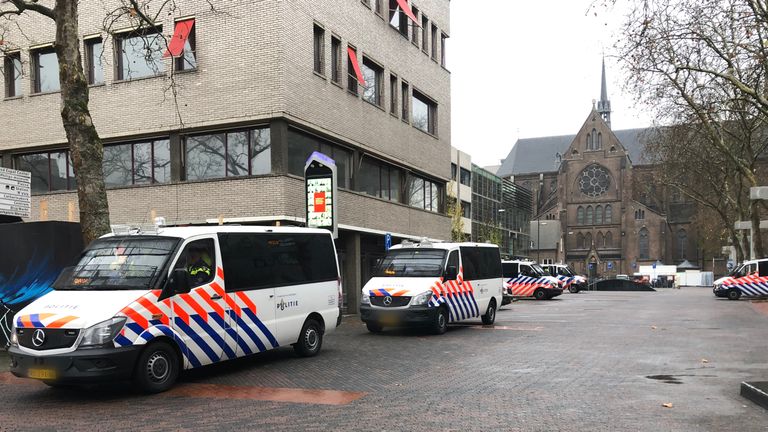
[401,80,409,122]
[174,20,197,71]
[639,227,650,259]
[605,204,612,223]
[577,206,584,225]
[407,175,441,212]
[331,36,342,84]
[411,6,420,45]
[375,0,384,16]
[451,163,457,180]
[15,151,76,193]
[461,201,471,219]
[431,24,438,61]
[358,156,403,202]
[421,15,429,53]
[313,24,325,75]
[597,232,605,248]
[389,0,408,36]
[606,231,613,248]
[3,52,23,97]
[103,139,171,187]
[347,45,359,94]
[389,73,398,115]
[115,27,165,80]
[677,229,687,259]
[85,38,104,85]
[287,128,352,189]
[440,32,448,67]
[412,90,437,134]
[185,128,271,181]
[586,206,594,225]
[595,205,603,224]
[460,167,471,186]
[576,233,585,249]
[635,209,645,220]
[597,132,603,149]
[31,47,60,93]
[585,232,592,248]
[361,57,383,106]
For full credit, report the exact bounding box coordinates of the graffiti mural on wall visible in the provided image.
[0,221,83,345]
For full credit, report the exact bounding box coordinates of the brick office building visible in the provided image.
[0,0,452,312]
[497,62,696,276]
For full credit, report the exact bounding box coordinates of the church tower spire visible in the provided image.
[597,57,612,128]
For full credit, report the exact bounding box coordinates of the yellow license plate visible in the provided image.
[380,315,399,326]
[28,368,56,380]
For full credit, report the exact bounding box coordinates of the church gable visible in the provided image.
[563,108,631,162]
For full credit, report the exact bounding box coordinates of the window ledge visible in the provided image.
[113,73,166,84]
[30,90,61,97]
[331,80,344,89]
[172,67,199,76]
[363,98,385,112]
[3,95,23,101]
[88,83,106,88]
[390,112,400,120]
[347,89,360,97]
[412,125,438,139]
[313,70,327,80]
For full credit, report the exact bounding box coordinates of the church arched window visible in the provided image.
[606,231,613,248]
[595,205,603,224]
[586,133,592,150]
[677,229,687,259]
[597,132,602,149]
[577,206,584,225]
[585,232,593,248]
[596,232,605,248]
[576,233,585,249]
[639,228,650,259]
[605,205,612,223]
[586,206,594,225]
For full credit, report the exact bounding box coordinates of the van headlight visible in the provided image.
[411,290,434,306]
[79,317,126,347]
[361,292,371,305]
[9,325,18,347]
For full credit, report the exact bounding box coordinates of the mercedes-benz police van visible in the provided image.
[502,260,562,301]
[541,263,587,293]
[9,225,341,393]
[360,241,503,334]
[714,258,768,300]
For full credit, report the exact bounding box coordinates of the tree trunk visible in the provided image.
[750,199,764,258]
[730,228,745,263]
[54,1,110,245]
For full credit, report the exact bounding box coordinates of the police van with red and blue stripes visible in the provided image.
[9,225,342,393]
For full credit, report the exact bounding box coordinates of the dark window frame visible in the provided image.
[84,37,104,85]
[411,5,420,46]
[440,32,448,67]
[347,44,360,95]
[174,19,197,72]
[412,89,437,135]
[431,23,438,61]
[183,127,271,181]
[14,150,76,193]
[30,46,60,94]
[103,138,172,187]
[114,26,165,81]
[4,52,23,98]
[389,73,398,116]
[401,80,410,123]
[361,56,383,107]
[421,15,429,53]
[313,23,325,76]
[330,35,342,84]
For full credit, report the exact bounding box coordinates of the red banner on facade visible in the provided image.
[396,0,419,25]
[164,19,195,57]
[347,47,366,87]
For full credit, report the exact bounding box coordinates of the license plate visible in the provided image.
[28,368,56,380]
[380,314,399,326]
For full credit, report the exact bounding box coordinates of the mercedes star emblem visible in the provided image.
[383,296,393,306]
[32,329,46,347]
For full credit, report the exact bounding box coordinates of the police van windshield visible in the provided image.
[54,237,179,290]
[561,266,576,276]
[374,249,447,278]
[531,264,549,277]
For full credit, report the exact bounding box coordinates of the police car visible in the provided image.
[9,225,342,392]
[502,260,563,301]
[713,258,768,300]
[360,241,503,334]
[541,263,587,293]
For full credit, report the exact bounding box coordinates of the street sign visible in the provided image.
[652,262,657,269]
[727,260,735,271]
[0,167,31,218]
[632,262,637,269]
[607,261,613,270]
[384,233,392,250]
[305,152,338,238]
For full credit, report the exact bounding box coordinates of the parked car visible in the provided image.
[714,258,768,300]
[502,260,563,301]
[541,263,587,293]
[360,241,503,334]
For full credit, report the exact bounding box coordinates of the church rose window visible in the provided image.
[578,165,611,197]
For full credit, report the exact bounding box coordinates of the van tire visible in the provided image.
[132,341,179,394]
[294,319,323,357]
[431,306,449,335]
[534,289,547,300]
[366,322,383,333]
[569,285,580,294]
[481,299,497,325]
[727,289,742,301]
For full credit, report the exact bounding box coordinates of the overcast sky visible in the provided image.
[449,0,654,168]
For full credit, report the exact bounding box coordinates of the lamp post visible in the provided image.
[537,220,547,263]
[498,208,506,256]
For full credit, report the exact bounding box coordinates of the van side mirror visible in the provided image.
[169,268,191,294]
[444,265,458,281]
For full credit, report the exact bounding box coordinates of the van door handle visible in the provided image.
[210,294,222,300]
[269,294,274,299]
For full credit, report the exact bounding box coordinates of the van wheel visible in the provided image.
[294,319,323,357]
[431,306,449,335]
[366,322,383,333]
[534,289,547,300]
[133,341,179,394]
[481,299,497,325]
[727,289,742,301]
[569,286,580,294]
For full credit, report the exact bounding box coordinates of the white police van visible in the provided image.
[360,241,503,334]
[9,225,341,393]
[502,260,563,301]
[713,258,768,300]
[541,263,587,293]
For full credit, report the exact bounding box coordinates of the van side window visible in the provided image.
[445,250,459,279]
[502,262,519,278]
[520,265,535,277]
[460,247,501,280]
[218,233,338,292]
[460,247,479,280]
[175,238,216,288]
[759,261,768,277]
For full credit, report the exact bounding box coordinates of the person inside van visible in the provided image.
[187,246,213,285]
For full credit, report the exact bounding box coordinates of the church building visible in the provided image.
[497,61,696,276]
